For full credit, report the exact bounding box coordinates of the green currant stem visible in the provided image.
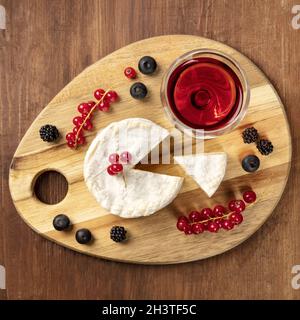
[74,89,111,148]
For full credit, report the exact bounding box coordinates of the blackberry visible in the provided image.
[257,139,274,155]
[110,226,127,243]
[242,127,259,144]
[39,124,59,142]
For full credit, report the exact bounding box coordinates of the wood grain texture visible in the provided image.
[1,0,300,299]
[8,35,291,264]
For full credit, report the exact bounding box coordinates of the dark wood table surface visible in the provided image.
[1,0,300,300]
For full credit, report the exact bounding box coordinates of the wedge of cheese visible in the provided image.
[174,153,227,197]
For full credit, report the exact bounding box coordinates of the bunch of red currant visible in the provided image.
[106,151,132,176]
[177,190,257,235]
[65,88,118,149]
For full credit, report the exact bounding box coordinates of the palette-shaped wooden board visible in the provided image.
[9,35,291,264]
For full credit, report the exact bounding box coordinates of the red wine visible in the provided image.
[167,57,243,130]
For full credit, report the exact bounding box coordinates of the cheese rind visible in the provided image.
[86,169,183,218]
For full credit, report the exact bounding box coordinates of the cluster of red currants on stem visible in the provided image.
[177,190,257,235]
[65,88,118,149]
[106,151,132,176]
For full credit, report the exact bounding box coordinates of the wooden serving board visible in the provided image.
[9,35,291,264]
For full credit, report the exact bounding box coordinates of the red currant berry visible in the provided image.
[106,90,118,103]
[76,135,86,145]
[234,200,246,213]
[66,132,75,142]
[202,221,210,230]
[184,224,193,235]
[108,153,119,164]
[77,103,91,115]
[207,221,219,233]
[98,100,110,112]
[200,208,212,220]
[178,216,189,224]
[72,126,83,137]
[213,205,226,217]
[67,140,75,148]
[120,151,132,164]
[83,119,93,131]
[222,219,234,230]
[94,88,105,100]
[229,212,243,225]
[124,67,137,79]
[107,165,117,176]
[188,211,201,223]
[235,200,246,212]
[176,217,188,231]
[82,112,93,120]
[181,224,190,232]
[243,190,257,203]
[228,200,246,213]
[192,223,205,234]
[228,200,236,211]
[87,101,96,109]
[208,210,216,218]
[214,218,224,228]
[73,116,84,127]
[111,163,123,173]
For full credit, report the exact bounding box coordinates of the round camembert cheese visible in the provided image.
[84,118,183,218]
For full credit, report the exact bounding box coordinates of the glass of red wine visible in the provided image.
[161,49,250,139]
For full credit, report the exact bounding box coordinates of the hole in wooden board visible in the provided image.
[34,170,68,204]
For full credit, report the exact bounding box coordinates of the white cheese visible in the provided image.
[84,118,183,218]
[174,153,227,197]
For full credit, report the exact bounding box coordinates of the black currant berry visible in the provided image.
[138,56,157,74]
[130,82,148,99]
[53,214,70,231]
[75,229,92,244]
[241,155,260,172]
